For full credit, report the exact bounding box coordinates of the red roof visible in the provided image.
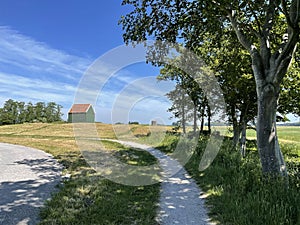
[68,104,92,113]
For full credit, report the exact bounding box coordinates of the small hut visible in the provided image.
[68,104,95,123]
[151,120,157,126]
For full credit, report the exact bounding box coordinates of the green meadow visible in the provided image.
[0,123,299,224]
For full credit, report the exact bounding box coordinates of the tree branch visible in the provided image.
[251,48,265,85]
[274,0,300,83]
[228,11,252,52]
[281,0,293,25]
[281,0,299,28]
[263,0,277,37]
[275,53,296,86]
[259,0,278,71]
[289,0,300,27]
[276,12,300,66]
[248,3,262,36]
[274,30,299,84]
[227,9,267,82]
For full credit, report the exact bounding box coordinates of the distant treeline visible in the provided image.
[278,122,300,126]
[0,99,63,125]
[128,121,139,125]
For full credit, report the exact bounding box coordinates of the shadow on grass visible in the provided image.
[39,171,160,225]
[156,135,300,225]
[198,142,299,225]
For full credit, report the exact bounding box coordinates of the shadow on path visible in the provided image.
[106,140,214,225]
[0,143,62,225]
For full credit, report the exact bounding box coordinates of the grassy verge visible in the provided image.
[157,133,300,225]
[0,123,160,225]
[39,140,160,225]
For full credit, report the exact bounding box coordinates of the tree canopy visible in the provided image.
[120,0,300,176]
[0,99,63,125]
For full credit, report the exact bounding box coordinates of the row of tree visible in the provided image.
[120,0,300,177]
[161,28,299,153]
[0,99,63,125]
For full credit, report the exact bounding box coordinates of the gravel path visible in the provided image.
[0,140,213,224]
[0,143,62,225]
[114,140,215,225]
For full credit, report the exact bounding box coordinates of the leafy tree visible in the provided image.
[55,104,63,122]
[279,47,300,117]
[0,100,63,125]
[45,102,63,122]
[129,121,139,124]
[120,0,300,177]
[1,99,18,125]
[17,101,26,124]
[160,65,211,136]
[35,102,46,122]
[166,84,191,134]
[25,102,35,123]
[0,108,3,125]
[198,29,257,154]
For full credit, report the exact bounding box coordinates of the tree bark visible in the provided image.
[228,3,300,177]
[240,119,247,158]
[256,82,287,176]
[231,104,240,147]
[200,105,205,133]
[232,121,240,148]
[207,105,211,134]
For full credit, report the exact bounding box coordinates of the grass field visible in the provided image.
[0,123,160,224]
[246,126,300,143]
[0,123,299,224]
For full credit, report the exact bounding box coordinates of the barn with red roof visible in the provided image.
[68,104,95,123]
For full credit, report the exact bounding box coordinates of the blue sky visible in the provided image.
[1,1,298,125]
[0,0,176,124]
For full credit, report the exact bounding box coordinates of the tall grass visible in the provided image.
[158,135,300,225]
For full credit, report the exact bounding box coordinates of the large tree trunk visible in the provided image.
[232,123,241,148]
[256,83,287,176]
[228,0,299,178]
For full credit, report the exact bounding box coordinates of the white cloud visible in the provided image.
[0,72,76,91]
[0,26,176,123]
[0,26,92,120]
[0,72,76,104]
[94,77,175,124]
[0,26,91,81]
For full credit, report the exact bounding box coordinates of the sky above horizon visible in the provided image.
[0,1,176,124]
[0,1,298,125]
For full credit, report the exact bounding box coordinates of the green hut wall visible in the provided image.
[68,105,95,123]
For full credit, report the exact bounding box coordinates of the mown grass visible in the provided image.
[0,123,160,225]
[246,126,300,145]
[157,131,300,225]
